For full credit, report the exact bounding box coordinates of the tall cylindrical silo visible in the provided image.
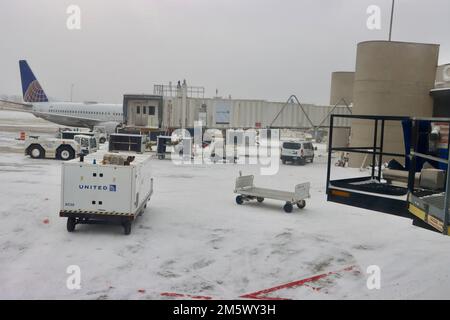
[349,41,439,167]
[435,64,450,88]
[330,71,354,106]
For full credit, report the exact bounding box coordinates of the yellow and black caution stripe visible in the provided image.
[59,209,135,218]
[408,204,450,235]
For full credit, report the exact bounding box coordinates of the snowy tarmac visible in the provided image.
[1,110,450,299]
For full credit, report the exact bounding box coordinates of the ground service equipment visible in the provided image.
[234,173,310,213]
[24,136,82,160]
[59,152,153,235]
[109,134,146,153]
[326,114,450,235]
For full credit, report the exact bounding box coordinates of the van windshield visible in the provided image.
[283,142,301,149]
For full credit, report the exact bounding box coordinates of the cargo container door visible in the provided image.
[94,166,133,214]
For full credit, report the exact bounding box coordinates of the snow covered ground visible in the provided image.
[1,110,450,300]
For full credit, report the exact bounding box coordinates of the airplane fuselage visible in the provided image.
[31,101,123,128]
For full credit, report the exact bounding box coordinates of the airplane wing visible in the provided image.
[33,111,104,128]
[0,99,33,112]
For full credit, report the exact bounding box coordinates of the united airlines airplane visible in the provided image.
[0,60,123,133]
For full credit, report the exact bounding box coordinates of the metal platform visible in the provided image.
[326,114,450,234]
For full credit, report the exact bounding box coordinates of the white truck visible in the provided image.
[25,136,82,160]
[280,140,315,165]
[24,135,97,160]
[73,134,98,155]
[59,127,107,145]
[93,126,108,144]
[59,152,154,235]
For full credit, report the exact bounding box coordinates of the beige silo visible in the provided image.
[349,41,439,167]
[330,71,354,106]
[435,64,450,88]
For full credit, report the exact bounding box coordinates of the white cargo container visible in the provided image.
[59,152,154,235]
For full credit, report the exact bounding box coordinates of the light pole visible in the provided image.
[388,0,395,41]
[70,84,74,102]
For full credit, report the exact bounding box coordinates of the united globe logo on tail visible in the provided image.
[19,60,49,103]
[24,80,48,103]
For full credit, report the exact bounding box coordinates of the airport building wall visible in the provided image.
[159,96,351,130]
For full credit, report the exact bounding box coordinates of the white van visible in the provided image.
[281,141,314,165]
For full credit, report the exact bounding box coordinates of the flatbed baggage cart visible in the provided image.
[234,174,310,213]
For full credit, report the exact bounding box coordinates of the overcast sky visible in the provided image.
[1,0,449,105]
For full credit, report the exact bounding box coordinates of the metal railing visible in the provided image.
[153,84,205,98]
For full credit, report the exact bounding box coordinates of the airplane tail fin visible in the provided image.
[19,60,48,102]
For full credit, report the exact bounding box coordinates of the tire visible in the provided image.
[123,221,132,235]
[283,202,293,213]
[67,217,76,232]
[310,157,314,163]
[99,137,106,144]
[297,200,306,209]
[282,159,286,164]
[236,195,244,205]
[29,145,45,159]
[257,197,264,203]
[57,146,75,161]
[299,158,306,166]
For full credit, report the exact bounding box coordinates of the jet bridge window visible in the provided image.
[143,106,147,114]
[148,106,155,115]
[136,106,140,114]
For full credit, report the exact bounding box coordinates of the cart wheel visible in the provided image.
[283,202,293,213]
[257,197,264,203]
[123,221,132,235]
[236,195,244,205]
[67,217,76,232]
[297,200,306,209]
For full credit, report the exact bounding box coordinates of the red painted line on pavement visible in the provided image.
[240,265,357,299]
[158,265,358,300]
[161,292,213,300]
